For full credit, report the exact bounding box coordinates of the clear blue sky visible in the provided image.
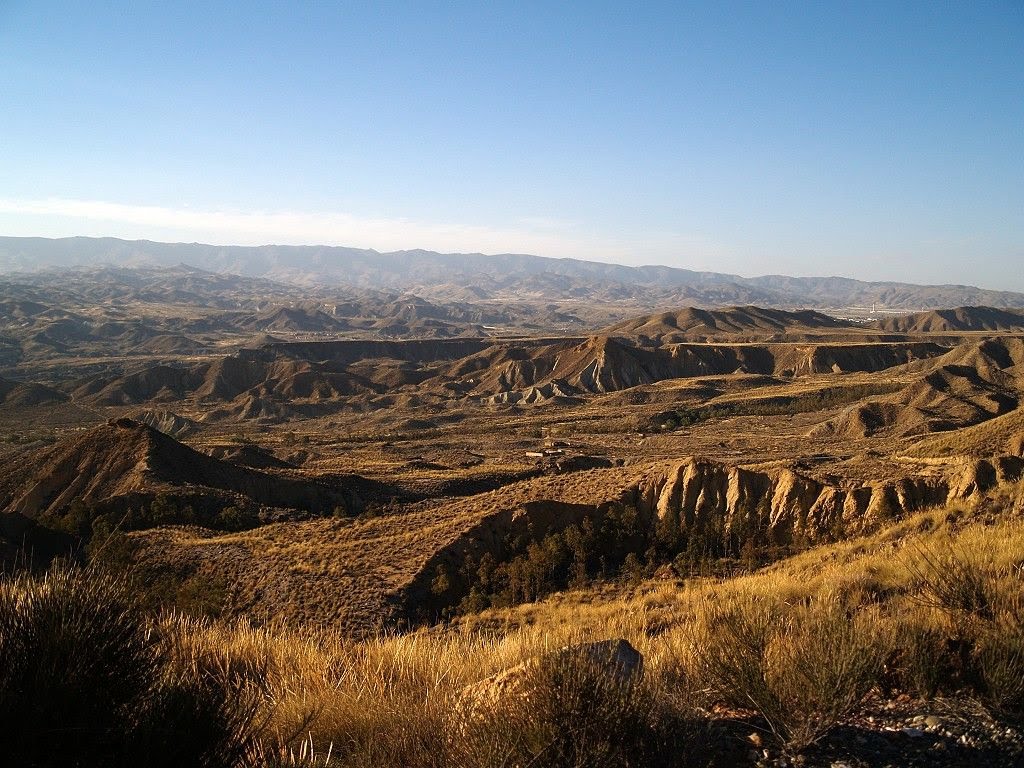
[1,1,1021,288]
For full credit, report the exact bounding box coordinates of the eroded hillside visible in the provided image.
[3,278,1024,637]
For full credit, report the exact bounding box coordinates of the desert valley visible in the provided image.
[1,237,1024,766]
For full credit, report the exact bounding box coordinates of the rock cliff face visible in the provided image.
[638,460,921,544]
[396,453,1024,623]
[635,455,1024,546]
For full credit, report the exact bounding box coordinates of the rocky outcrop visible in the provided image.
[396,452,1024,624]
[459,639,643,720]
[487,379,579,405]
[637,455,1024,546]
[131,409,199,438]
[948,455,1024,498]
[206,443,294,470]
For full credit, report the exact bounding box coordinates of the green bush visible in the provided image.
[217,505,258,532]
[438,504,652,616]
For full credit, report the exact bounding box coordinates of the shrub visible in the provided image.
[972,591,1024,716]
[691,595,889,750]
[151,494,196,526]
[455,649,703,768]
[0,567,160,764]
[87,513,139,570]
[904,539,1024,712]
[0,565,257,767]
[127,662,261,768]
[768,602,890,748]
[976,627,1024,716]
[907,541,1000,622]
[887,617,958,699]
[217,505,258,532]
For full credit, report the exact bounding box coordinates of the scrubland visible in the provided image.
[4,289,1024,766]
[4,484,1023,767]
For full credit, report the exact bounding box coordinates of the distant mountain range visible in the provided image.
[1,236,1022,310]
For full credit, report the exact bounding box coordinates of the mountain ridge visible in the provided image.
[1,236,1022,309]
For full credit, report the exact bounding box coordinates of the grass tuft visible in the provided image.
[0,565,258,768]
[691,594,890,750]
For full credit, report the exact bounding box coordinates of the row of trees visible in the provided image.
[429,499,798,618]
[40,494,260,540]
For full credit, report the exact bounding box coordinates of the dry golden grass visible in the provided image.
[904,407,1024,458]
[151,483,1024,763]
[128,465,653,630]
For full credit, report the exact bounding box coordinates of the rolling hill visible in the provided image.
[0,418,359,522]
[872,306,1024,333]
[814,337,1024,439]
[602,305,853,343]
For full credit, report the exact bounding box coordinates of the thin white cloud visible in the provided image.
[0,197,725,268]
[0,196,614,260]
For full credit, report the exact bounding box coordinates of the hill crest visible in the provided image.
[0,418,357,522]
[873,306,1024,333]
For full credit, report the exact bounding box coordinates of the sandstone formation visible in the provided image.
[635,455,1024,545]
[131,409,199,438]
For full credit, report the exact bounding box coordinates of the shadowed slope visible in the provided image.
[0,418,357,521]
[0,376,68,407]
[815,338,1024,439]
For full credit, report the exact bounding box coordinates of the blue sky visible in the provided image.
[1,1,1021,287]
